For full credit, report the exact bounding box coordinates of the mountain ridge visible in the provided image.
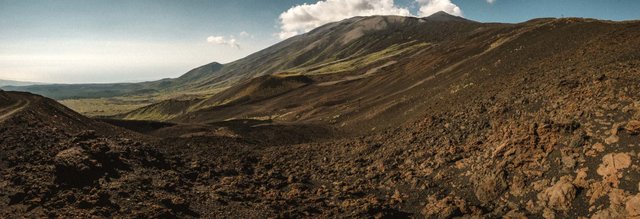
[3,11,484,100]
[0,79,45,87]
[114,14,640,130]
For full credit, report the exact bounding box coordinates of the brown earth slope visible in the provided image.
[0,91,199,217]
[3,13,640,218]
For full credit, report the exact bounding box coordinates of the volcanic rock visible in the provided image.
[54,147,101,186]
[422,195,467,218]
[626,120,640,135]
[626,194,640,217]
[537,176,576,211]
[596,153,631,189]
[473,171,507,205]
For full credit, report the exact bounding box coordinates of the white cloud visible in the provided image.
[416,0,462,17]
[277,0,463,39]
[239,31,250,37]
[206,36,240,49]
[486,0,496,3]
[206,36,225,44]
[277,0,413,39]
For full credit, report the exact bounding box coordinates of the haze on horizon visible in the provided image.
[1,0,638,84]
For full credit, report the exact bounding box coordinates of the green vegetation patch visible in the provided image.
[287,41,430,75]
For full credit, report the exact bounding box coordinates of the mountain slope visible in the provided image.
[0,91,202,217]
[117,15,640,133]
[115,13,501,122]
[119,74,313,121]
[189,15,480,86]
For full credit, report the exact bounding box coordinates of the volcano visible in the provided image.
[3,12,640,218]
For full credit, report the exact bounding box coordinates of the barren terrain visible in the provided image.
[2,13,640,218]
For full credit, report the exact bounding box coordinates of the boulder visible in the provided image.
[54,147,96,173]
[537,176,576,211]
[54,147,101,186]
[626,120,640,135]
[626,194,640,217]
[474,171,508,205]
[422,195,467,218]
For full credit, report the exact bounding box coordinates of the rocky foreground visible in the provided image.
[2,66,640,218]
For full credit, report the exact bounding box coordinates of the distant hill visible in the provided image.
[1,62,222,100]
[3,82,162,100]
[0,79,44,87]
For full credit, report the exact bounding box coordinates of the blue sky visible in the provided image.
[0,0,638,83]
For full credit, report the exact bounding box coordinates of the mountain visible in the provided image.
[114,12,493,122]
[115,13,639,132]
[3,12,640,218]
[3,13,481,100]
[423,11,473,22]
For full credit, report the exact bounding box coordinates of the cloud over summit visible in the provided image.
[277,0,463,39]
[278,0,412,39]
[417,0,462,17]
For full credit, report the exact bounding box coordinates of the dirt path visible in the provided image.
[0,98,29,122]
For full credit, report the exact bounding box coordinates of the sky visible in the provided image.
[0,0,638,84]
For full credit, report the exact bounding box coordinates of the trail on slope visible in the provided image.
[316,60,398,86]
[0,98,29,122]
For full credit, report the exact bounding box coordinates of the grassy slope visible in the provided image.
[117,17,640,133]
[115,41,431,121]
[118,75,314,121]
[115,15,487,121]
[6,15,479,118]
